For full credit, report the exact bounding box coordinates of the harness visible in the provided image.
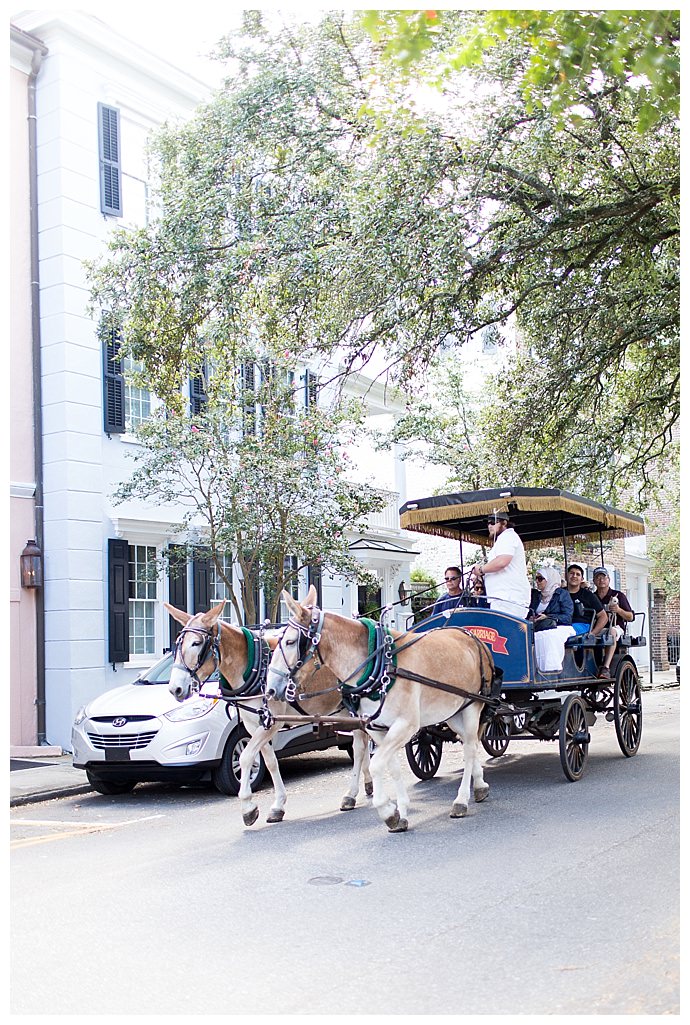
[172,624,221,693]
[219,627,270,699]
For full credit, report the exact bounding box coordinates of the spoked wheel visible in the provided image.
[405,728,444,780]
[559,694,590,782]
[614,662,642,757]
[481,712,512,758]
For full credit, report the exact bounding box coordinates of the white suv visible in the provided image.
[72,652,352,796]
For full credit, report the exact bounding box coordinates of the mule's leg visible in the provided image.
[261,740,289,823]
[340,730,370,811]
[238,721,281,826]
[447,705,488,818]
[367,719,415,832]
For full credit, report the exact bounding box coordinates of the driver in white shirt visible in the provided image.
[474,509,531,618]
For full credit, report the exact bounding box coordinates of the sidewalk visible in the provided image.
[9,670,678,807]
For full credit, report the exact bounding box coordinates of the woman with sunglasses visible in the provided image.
[528,565,575,672]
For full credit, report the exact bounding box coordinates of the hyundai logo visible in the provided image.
[112,717,127,728]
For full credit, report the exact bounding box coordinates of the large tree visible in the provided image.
[88,10,679,509]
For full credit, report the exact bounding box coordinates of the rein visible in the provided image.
[173,624,221,692]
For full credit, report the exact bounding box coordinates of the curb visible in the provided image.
[10,784,94,808]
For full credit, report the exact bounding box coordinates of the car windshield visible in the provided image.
[135,653,219,685]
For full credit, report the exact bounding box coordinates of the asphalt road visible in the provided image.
[11,689,679,1015]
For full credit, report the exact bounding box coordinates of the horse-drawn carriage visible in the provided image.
[167,486,646,832]
[399,487,646,783]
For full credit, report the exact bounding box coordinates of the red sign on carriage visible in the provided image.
[462,625,508,655]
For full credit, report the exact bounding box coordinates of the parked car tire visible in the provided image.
[212,725,267,796]
[86,771,137,796]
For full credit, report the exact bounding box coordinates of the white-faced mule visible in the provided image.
[166,601,372,825]
[267,586,495,833]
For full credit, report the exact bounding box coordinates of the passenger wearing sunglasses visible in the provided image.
[431,566,464,617]
[528,565,575,672]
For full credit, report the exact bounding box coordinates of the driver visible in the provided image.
[475,510,531,618]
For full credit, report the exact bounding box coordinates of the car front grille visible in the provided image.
[86,731,158,750]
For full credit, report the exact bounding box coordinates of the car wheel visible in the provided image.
[212,725,267,796]
[86,771,137,795]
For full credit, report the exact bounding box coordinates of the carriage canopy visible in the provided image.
[399,487,645,550]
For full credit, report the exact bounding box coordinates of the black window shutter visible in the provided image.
[308,564,323,607]
[240,361,256,436]
[103,325,125,433]
[304,369,318,406]
[168,545,188,648]
[98,103,122,216]
[193,556,211,613]
[190,365,208,416]
[108,539,130,663]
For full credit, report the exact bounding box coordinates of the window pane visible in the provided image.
[128,546,157,655]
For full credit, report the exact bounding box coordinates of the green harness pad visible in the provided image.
[344,617,397,700]
[219,626,255,693]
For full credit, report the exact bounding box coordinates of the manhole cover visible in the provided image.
[307,876,343,886]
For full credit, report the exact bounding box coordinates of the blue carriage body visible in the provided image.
[412,603,642,691]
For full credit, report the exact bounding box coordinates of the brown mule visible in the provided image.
[166,601,372,825]
[268,586,493,832]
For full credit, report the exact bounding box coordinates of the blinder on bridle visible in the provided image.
[271,605,326,702]
[173,623,221,693]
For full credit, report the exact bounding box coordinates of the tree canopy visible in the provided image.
[88,9,679,510]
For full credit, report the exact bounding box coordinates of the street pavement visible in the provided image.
[9,669,678,807]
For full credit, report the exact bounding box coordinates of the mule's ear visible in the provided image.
[282,590,304,620]
[202,600,226,627]
[164,602,192,627]
[305,584,318,606]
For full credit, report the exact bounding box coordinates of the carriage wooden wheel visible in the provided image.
[405,728,444,779]
[480,710,512,758]
[559,693,590,781]
[613,661,642,757]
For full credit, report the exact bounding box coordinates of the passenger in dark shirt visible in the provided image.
[592,567,634,679]
[566,565,607,637]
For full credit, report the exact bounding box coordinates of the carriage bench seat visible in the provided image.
[565,633,607,649]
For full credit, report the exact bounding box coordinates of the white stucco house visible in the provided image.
[9,11,419,752]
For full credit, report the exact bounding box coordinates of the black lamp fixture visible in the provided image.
[398,580,408,606]
[20,539,42,588]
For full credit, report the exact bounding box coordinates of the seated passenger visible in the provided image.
[529,566,575,672]
[566,564,608,637]
[431,566,464,616]
[592,567,634,679]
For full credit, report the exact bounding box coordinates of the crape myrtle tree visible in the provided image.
[89,10,679,511]
[113,362,384,625]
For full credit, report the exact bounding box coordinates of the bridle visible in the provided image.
[172,623,221,693]
[270,605,326,703]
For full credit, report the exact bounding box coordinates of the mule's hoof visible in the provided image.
[388,817,408,833]
[450,802,468,818]
[384,809,400,830]
[243,807,260,826]
[340,796,356,811]
[266,809,285,823]
[365,782,374,798]
[474,784,490,803]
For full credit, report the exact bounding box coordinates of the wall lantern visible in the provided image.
[398,580,409,606]
[20,539,42,588]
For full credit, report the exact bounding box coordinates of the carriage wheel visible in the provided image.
[559,694,590,782]
[405,729,444,780]
[481,712,512,758]
[614,662,642,757]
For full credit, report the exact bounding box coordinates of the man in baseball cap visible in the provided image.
[592,568,634,679]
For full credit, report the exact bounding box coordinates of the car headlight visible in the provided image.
[74,705,88,726]
[164,698,218,722]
